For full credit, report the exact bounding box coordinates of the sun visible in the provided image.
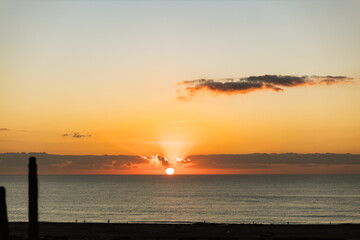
[165,168,175,175]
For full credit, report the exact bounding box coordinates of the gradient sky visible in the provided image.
[1,1,360,174]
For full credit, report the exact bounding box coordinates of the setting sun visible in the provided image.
[165,168,175,175]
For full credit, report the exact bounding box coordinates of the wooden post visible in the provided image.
[0,187,9,240]
[29,157,38,240]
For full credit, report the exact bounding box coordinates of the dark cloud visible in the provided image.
[156,155,169,166]
[143,155,170,167]
[0,152,148,174]
[2,153,360,174]
[62,132,91,138]
[72,132,91,138]
[186,153,360,169]
[178,75,353,99]
[0,128,9,131]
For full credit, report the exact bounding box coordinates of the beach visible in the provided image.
[8,222,360,240]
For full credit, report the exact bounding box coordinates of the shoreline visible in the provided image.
[8,221,360,225]
[8,222,360,240]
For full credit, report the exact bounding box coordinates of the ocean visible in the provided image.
[0,175,359,224]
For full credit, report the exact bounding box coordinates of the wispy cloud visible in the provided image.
[177,75,353,100]
[62,132,92,138]
[0,128,10,131]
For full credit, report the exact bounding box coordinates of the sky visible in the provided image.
[1,0,360,174]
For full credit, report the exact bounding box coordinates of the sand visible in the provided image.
[8,222,360,240]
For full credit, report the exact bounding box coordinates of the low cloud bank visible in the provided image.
[187,153,360,169]
[178,75,353,99]
[0,152,147,174]
[1,153,360,174]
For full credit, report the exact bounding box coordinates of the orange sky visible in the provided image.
[1,1,360,174]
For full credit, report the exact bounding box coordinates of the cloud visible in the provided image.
[1,153,360,174]
[0,152,148,174]
[0,128,10,131]
[62,132,91,138]
[72,132,91,138]
[142,154,170,167]
[177,75,353,99]
[186,153,360,169]
[156,155,170,166]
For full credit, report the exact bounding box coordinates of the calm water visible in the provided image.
[0,175,359,224]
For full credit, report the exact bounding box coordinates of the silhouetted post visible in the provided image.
[0,187,9,240]
[28,157,38,240]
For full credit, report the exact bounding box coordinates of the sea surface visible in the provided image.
[0,175,359,224]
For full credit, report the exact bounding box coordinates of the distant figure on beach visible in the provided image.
[108,220,110,223]
[75,219,77,223]
[83,220,85,223]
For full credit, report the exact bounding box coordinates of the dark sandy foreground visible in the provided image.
[9,222,360,240]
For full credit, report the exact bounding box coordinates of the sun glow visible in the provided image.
[165,168,175,175]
